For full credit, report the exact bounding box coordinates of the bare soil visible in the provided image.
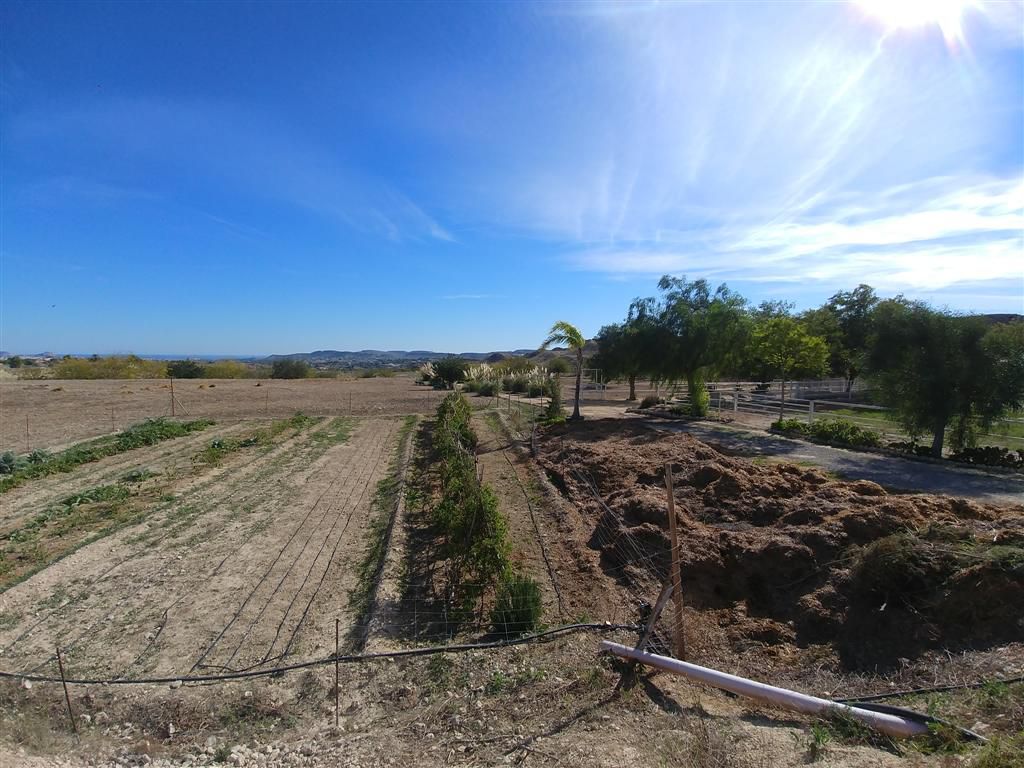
[537,418,1024,680]
[0,377,446,452]
[0,417,401,679]
[1,409,1022,767]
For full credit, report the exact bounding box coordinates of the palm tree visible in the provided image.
[541,320,586,421]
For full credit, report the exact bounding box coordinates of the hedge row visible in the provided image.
[432,393,541,635]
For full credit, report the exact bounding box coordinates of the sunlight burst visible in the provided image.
[856,0,976,47]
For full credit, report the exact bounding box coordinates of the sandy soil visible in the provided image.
[0,417,401,680]
[0,377,445,452]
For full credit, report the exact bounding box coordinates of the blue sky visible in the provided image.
[2,0,1022,355]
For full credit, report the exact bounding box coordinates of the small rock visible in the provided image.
[169,680,182,689]
[20,679,31,690]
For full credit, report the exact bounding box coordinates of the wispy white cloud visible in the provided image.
[567,176,1024,292]
[8,99,455,244]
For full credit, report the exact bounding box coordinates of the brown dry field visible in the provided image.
[0,376,446,453]
[0,403,1021,767]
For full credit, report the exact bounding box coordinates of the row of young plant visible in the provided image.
[432,393,541,636]
[0,418,214,492]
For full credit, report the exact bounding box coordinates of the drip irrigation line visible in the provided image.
[0,623,636,686]
[847,702,986,743]
[836,675,1024,703]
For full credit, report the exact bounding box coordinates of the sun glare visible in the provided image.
[856,0,975,46]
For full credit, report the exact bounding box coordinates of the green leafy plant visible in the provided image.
[491,571,542,637]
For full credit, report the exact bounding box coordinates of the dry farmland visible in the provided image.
[0,376,447,453]
[0,381,1022,767]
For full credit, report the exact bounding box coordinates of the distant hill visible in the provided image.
[261,346,588,370]
[977,313,1024,325]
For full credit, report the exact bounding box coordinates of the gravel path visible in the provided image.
[642,418,1024,506]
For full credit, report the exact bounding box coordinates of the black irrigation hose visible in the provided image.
[836,675,1024,704]
[0,623,636,686]
[845,701,987,743]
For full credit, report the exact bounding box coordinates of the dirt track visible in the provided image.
[0,377,444,452]
[0,417,400,680]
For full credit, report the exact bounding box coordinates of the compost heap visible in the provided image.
[539,421,1024,670]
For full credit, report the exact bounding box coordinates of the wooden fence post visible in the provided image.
[665,464,686,659]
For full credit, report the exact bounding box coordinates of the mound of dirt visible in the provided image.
[539,420,1024,670]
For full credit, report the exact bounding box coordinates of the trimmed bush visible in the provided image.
[639,395,660,409]
[491,571,542,637]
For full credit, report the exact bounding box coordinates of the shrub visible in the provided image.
[544,377,564,422]
[0,452,24,475]
[527,382,545,398]
[477,381,499,397]
[463,380,480,393]
[510,377,528,394]
[53,355,167,379]
[639,394,660,409]
[167,360,204,379]
[271,359,312,379]
[501,376,516,393]
[204,360,256,378]
[491,571,542,637]
[773,418,881,448]
[432,357,469,389]
[433,393,511,609]
[949,445,1023,470]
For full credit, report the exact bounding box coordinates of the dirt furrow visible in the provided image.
[0,419,343,673]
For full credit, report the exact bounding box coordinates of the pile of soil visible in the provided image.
[538,420,1024,670]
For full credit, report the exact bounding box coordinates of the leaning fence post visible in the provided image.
[664,465,686,660]
[56,646,78,737]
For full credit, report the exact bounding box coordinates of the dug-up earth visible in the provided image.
[537,420,1024,681]
[1,412,1023,767]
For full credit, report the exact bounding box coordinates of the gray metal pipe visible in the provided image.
[601,641,929,739]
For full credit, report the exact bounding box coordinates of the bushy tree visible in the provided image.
[167,360,204,379]
[642,276,749,416]
[541,321,586,421]
[801,284,878,390]
[271,359,312,379]
[865,302,1024,456]
[592,303,661,401]
[432,357,469,389]
[5,355,23,368]
[751,316,829,419]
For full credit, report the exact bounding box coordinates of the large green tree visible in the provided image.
[751,316,829,420]
[801,284,878,390]
[541,321,586,421]
[644,276,749,417]
[865,302,1024,456]
[592,304,660,401]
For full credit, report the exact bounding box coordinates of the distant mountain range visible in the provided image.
[261,347,585,369]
